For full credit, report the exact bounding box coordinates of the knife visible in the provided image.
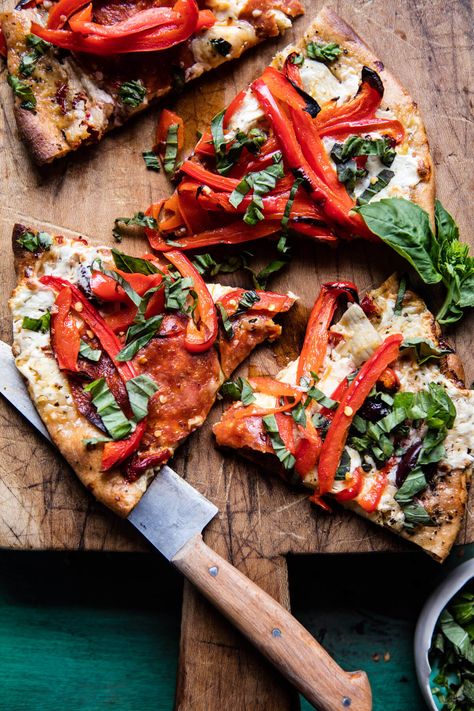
[0,340,372,711]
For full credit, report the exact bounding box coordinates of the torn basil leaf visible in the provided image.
[331,135,396,168]
[393,274,407,315]
[307,386,338,410]
[8,74,36,110]
[401,337,453,365]
[22,312,51,333]
[306,41,342,63]
[116,314,164,362]
[217,303,234,339]
[163,123,180,176]
[357,169,395,205]
[394,469,427,504]
[402,501,433,530]
[111,249,161,275]
[335,448,351,480]
[142,150,161,172]
[221,377,255,406]
[192,252,248,276]
[83,378,134,441]
[263,414,296,470]
[113,212,158,242]
[125,374,159,422]
[19,34,51,77]
[119,80,146,108]
[229,156,285,225]
[79,340,102,362]
[164,276,194,312]
[210,38,232,56]
[211,109,267,175]
[17,229,52,253]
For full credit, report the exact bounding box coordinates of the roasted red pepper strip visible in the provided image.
[275,412,296,455]
[247,376,300,398]
[319,118,404,143]
[251,78,370,237]
[156,108,184,153]
[218,288,295,316]
[294,420,321,478]
[34,0,208,55]
[69,6,178,37]
[317,68,384,129]
[146,219,281,251]
[90,270,163,303]
[165,249,218,353]
[39,275,146,470]
[47,0,90,29]
[334,466,364,502]
[297,281,358,382]
[317,333,403,495]
[180,160,239,192]
[50,287,81,372]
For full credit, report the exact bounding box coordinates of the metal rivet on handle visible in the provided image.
[271,628,282,638]
[342,698,351,707]
[208,566,218,577]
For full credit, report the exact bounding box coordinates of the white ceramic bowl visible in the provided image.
[414,558,474,710]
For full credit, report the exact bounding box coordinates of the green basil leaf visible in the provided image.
[281,178,303,232]
[263,414,296,470]
[221,377,255,406]
[164,276,194,312]
[142,150,161,172]
[116,314,164,362]
[163,123,180,175]
[252,259,288,290]
[125,374,159,422]
[401,337,452,365]
[22,312,51,333]
[356,197,442,284]
[356,169,395,205]
[111,248,160,275]
[83,378,134,441]
[394,274,408,314]
[217,303,234,339]
[83,435,113,446]
[402,501,432,529]
[113,212,158,241]
[119,80,146,108]
[229,157,285,224]
[79,340,102,362]
[331,135,396,167]
[17,229,52,253]
[8,73,36,110]
[210,38,232,56]
[394,468,427,504]
[19,34,51,77]
[335,448,351,480]
[291,401,307,427]
[306,41,342,63]
[307,386,338,410]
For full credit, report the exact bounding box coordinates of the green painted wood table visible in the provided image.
[2,545,472,710]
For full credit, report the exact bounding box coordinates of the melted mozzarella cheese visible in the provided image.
[299,58,359,106]
[354,152,421,202]
[226,90,266,135]
[189,20,258,77]
[331,304,382,366]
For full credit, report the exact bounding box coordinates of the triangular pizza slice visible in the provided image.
[10,224,295,515]
[144,6,434,251]
[1,0,303,163]
[214,276,473,562]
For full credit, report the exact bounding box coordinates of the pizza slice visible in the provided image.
[10,224,295,515]
[144,6,434,251]
[213,276,473,562]
[1,0,303,164]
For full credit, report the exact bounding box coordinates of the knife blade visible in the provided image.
[0,339,372,711]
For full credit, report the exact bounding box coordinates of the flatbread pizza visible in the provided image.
[144,6,434,252]
[214,276,473,562]
[0,0,303,163]
[10,224,295,515]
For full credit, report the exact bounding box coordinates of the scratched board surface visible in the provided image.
[1,1,473,709]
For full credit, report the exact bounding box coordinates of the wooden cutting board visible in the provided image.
[1,0,473,708]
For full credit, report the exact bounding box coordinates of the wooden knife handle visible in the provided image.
[172,534,372,711]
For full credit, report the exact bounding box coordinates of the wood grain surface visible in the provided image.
[1,0,473,709]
